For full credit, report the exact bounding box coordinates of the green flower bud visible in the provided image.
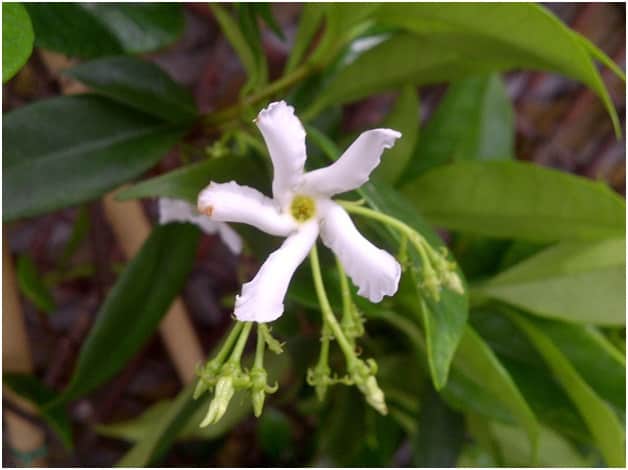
[200,376,234,427]
[444,271,464,294]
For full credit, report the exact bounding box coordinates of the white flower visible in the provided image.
[198,101,402,323]
[159,197,242,254]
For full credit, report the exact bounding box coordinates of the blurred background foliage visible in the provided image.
[2,2,625,467]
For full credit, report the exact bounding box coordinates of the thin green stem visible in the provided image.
[254,324,265,369]
[309,245,355,362]
[201,63,313,130]
[214,321,244,365]
[229,321,253,363]
[336,257,353,327]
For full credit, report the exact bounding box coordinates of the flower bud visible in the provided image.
[360,375,388,416]
[444,271,464,294]
[200,376,234,427]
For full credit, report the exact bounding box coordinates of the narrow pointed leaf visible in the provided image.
[58,223,200,403]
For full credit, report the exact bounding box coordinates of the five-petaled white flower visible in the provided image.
[198,101,402,323]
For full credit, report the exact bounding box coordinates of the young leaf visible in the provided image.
[57,223,200,403]
[4,373,73,449]
[511,313,625,467]
[476,238,625,325]
[66,56,197,124]
[3,3,34,83]
[3,95,185,222]
[400,74,513,183]
[372,85,419,184]
[16,255,55,313]
[25,3,183,59]
[404,161,626,242]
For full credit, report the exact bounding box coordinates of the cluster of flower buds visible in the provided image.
[194,323,282,426]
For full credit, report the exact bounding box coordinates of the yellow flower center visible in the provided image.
[290,195,316,222]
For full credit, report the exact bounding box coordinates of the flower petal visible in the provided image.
[255,101,307,206]
[158,198,242,254]
[198,181,296,236]
[319,201,400,302]
[300,129,401,197]
[234,221,319,323]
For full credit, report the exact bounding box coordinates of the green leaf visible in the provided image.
[284,3,325,73]
[412,386,465,467]
[401,74,513,183]
[491,422,590,467]
[476,238,625,325]
[58,223,199,403]
[575,33,626,83]
[3,3,34,83]
[511,312,626,467]
[452,326,539,455]
[16,255,55,313]
[209,4,261,93]
[373,85,419,184]
[313,4,619,134]
[66,56,197,124]
[116,156,260,203]
[3,95,184,222]
[404,161,626,242]
[25,3,183,59]
[4,373,73,449]
[539,320,625,410]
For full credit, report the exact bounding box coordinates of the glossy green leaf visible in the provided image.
[5,373,72,449]
[373,85,419,184]
[451,326,539,454]
[16,255,55,313]
[313,4,619,134]
[469,307,593,444]
[404,161,626,242]
[412,386,465,467]
[116,156,260,203]
[3,95,184,222]
[576,33,626,83]
[511,313,625,467]
[3,3,34,83]
[25,3,183,58]
[67,56,197,124]
[58,223,200,403]
[401,74,513,183]
[476,238,625,325]
[307,126,469,390]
